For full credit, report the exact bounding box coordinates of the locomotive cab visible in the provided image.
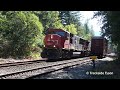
[44,28,68,49]
[41,28,70,60]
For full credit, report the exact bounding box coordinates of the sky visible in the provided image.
[80,11,102,36]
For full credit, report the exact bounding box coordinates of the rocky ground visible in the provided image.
[0,57,44,64]
[33,57,116,79]
[0,53,118,79]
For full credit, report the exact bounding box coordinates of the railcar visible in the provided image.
[41,28,90,60]
[90,36,108,59]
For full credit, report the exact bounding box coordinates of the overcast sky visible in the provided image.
[80,11,102,36]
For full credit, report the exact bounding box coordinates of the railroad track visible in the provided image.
[0,59,46,67]
[0,57,91,79]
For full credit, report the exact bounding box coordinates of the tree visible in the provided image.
[59,11,71,25]
[64,24,77,35]
[89,25,95,36]
[94,11,120,59]
[33,11,64,34]
[0,12,9,58]
[0,11,44,59]
[59,11,94,40]
[76,25,85,37]
[0,11,96,59]
[84,19,90,35]
[59,11,81,26]
[77,19,94,41]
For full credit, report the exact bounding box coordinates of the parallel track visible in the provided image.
[0,59,46,67]
[0,57,91,79]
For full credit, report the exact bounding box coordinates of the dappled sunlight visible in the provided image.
[98,57,114,62]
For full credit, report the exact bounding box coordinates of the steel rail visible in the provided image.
[0,57,91,79]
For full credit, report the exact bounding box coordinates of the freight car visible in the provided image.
[90,36,108,59]
[41,28,90,60]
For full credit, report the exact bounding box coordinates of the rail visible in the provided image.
[0,57,91,79]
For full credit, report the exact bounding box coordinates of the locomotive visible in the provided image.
[41,28,90,60]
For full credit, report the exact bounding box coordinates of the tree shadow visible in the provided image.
[61,59,117,79]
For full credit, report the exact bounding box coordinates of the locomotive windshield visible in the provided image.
[55,31,65,37]
[47,31,65,37]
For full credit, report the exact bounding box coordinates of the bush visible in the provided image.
[0,11,44,59]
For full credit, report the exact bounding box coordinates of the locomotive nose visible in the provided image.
[44,34,61,48]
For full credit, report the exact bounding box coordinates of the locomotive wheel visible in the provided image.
[46,49,62,60]
[62,50,65,59]
[62,50,72,60]
[41,51,47,58]
[66,51,71,59]
[68,51,72,59]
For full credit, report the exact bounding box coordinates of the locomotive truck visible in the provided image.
[41,28,90,60]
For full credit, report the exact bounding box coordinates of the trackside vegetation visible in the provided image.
[0,11,94,59]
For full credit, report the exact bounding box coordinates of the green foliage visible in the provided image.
[94,11,120,59]
[64,24,77,35]
[89,26,95,36]
[84,20,90,34]
[82,20,94,40]
[59,11,71,25]
[33,11,64,34]
[0,11,44,59]
[0,12,10,58]
[0,11,95,59]
[76,25,85,36]
[59,11,81,26]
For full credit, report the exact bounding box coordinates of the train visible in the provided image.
[90,36,108,59]
[41,28,108,61]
